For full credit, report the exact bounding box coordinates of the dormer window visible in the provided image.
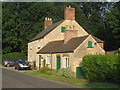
[87,41,93,48]
[61,27,66,32]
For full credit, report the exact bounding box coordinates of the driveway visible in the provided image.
[2,67,80,88]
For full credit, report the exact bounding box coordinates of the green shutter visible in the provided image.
[61,27,66,32]
[87,41,93,48]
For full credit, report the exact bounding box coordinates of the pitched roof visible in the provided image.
[30,20,64,42]
[37,35,89,54]
[37,35,104,54]
[91,35,104,43]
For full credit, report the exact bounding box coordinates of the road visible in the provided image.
[2,67,79,88]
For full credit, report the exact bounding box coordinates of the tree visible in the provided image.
[105,2,120,50]
[2,2,120,55]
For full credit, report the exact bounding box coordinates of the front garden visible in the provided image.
[25,54,119,88]
[2,52,119,88]
[24,68,118,88]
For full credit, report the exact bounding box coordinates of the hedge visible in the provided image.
[2,52,27,60]
[82,55,119,84]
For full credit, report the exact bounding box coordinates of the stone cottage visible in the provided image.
[28,6,105,76]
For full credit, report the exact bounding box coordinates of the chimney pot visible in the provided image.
[44,17,52,29]
[45,17,47,20]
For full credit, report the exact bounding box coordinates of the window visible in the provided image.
[63,56,69,68]
[87,41,93,48]
[46,56,51,65]
[61,27,66,32]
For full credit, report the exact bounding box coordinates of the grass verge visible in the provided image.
[24,71,119,89]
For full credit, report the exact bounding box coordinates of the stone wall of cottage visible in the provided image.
[28,35,105,77]
[73,35,105,73]
[36,53,75,73]
[28,20,89,65]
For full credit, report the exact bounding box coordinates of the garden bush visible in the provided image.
[56,68,73,78]
[2,52,27,60]
[56,68,64,77]
[40,66,52,74]
[46,70,52,75]
[82,55,119,84]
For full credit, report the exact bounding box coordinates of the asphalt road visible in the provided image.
[2,67,79,88]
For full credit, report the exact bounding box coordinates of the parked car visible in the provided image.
[15,59,31,70]
[3,59,15,67]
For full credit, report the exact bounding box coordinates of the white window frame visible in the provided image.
[63,56,69,68]
[46,56,51,65]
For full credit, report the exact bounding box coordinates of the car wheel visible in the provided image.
[7,64,10,67]
[17,66,20,70]
[14,66,16,69]
[4,65,7,67]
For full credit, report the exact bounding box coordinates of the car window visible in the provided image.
[18,60,27,64]
[18,61,23,64]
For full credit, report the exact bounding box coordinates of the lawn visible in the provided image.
[24,71,119,89]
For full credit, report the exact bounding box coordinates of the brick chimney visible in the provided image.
[44,17,52,29]
[64,6,75,20]
[64,29,78,44]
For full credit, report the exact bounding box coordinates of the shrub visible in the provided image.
[56,68,64,77]
[64,68,73,78]
[2,52,27,60]
[40,66,51,74]
[56,68,73,78]
[46,71,52,75]
[82,55,119,84]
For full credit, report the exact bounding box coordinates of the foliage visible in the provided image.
[56,68,65,77]
[56,68,73,78]
[46,70,52,75]
[2,2,120,54]
[2,52,27,60]
[40,66,52,75]
[82,55,119,84]
[104,2,120,50]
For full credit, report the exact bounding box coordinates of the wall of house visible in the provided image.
[28,38,44,63]
[28,40,38,63]
[73,35,105,73]
[28,35,105,78]
[28,19,89,64]
[44,20,89,44]
[36,53,75,73]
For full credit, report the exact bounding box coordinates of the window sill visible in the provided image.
[87,47,93,48]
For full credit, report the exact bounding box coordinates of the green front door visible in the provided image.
[56,56,60,72]
[76,67,85,78]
